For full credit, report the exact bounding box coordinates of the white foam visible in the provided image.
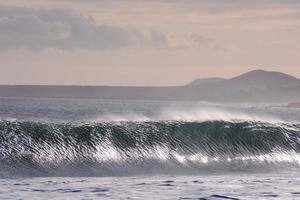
[158,106,285,123]
[89,106,286,124]
[92,113,151,123]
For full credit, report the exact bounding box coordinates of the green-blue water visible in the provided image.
[0,98,299,199]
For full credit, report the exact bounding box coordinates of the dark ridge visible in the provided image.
[228,69,300,86]
[187,77,226,86]
[0,70,300,103]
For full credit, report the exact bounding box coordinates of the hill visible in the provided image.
[187,77,225,86]
[227,70,300,87]
[0,70,300,103]
[287,102,300,108]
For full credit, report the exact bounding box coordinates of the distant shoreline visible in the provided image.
[0,70,300,103]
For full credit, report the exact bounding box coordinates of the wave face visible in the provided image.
[0,120,300,177]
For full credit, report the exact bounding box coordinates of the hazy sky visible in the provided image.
[0,0,300,86]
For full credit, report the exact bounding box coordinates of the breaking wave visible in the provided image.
[0,117,300,178]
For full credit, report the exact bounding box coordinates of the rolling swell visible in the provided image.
[0,120,300,177]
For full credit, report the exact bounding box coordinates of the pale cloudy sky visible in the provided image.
[0,0,300,86]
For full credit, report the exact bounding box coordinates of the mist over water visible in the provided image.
[1,97,298,122]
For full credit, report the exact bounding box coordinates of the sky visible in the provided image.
[0,0,300,86]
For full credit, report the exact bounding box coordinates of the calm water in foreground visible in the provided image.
[1,173,300,200]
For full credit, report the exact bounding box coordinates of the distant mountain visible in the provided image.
[227,70,300,87]
[188,69,300,88]
[0,70,300,103]
[195,69,300,102]
[187,77,226,86]
[287,102,300,108]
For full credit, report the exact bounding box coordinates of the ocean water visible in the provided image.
[0,97,299,199]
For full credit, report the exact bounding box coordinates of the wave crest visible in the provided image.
[0,120,299,177]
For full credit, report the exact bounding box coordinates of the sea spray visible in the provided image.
[0,119,299,177]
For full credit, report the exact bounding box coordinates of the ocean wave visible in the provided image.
[0,120,299,177]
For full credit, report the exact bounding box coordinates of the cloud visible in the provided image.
[0,6,172,51]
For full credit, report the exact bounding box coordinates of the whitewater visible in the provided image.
[0,97,299,199]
